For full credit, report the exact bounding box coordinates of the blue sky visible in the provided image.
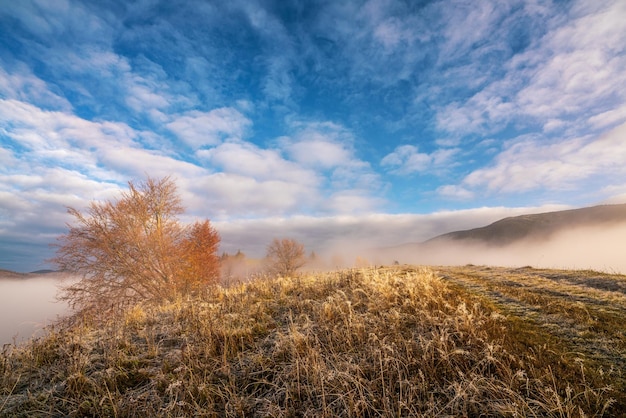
[1,0,626,272]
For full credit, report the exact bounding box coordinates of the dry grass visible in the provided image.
[0,266,619,417]
[437,265,626,414]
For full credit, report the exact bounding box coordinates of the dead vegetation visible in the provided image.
[1,266,622,417]
[437,265,626,413]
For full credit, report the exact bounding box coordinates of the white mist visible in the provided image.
[0,275,73,346]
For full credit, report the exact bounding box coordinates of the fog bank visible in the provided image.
[0,275,73,346]
[216,204,569,258]
[379,222,626,274]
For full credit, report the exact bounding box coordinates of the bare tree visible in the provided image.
[265,238,306,277]
[50,176,220,313]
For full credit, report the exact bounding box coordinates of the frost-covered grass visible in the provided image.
[1,266,619,416]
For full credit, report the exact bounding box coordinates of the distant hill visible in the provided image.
[29,269,58,274]
[0,268,61,279]
[0,269,29,279]
[424,203,626,246]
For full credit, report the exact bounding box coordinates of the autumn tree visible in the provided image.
[178,219,221,294]
[265,238,306,277]
[51,176,220,312]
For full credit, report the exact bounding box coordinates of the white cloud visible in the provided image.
[588,105,626,129]
[284,139,351,169]
[197,141,318,186]
[167,108,252,148]
[0,98,204,218]
[381,145,458,175]
[100,146,205,181]
[543,119,566,133]
[186,173,318,219]
[283,122,358,169]
[188,120,386,217]
[0,147,15,168]
[598,185,626,205]
[382,145,430,173]
[433,0,626,139]
[0,93,390,249]
[0,98,135,155]
[37,44,202,122]
[463,122,626,194]
[125,81,170,113]
[281,120,383,192]
[320,191,384,214]
[516,49,621,120]
[436,82,516,136]
[0,0,112,43]
[0,167,122,248]
[0,66,72,111]
[437,0,503,64]
[437,185,475,200]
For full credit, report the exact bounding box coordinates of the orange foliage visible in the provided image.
[178,220,221,293]
[51,176,221,312]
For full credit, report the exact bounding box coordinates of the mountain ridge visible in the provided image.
[423,203,626,246]
[0,269,61,279]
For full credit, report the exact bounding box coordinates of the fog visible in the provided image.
[0,275,73,346]
[214,205,569,260]
[3,222,624,347]
[370,222,626,274]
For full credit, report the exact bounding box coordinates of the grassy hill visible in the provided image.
[1,266,624,416]
[425,203,626,246]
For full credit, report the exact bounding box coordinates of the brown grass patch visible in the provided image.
[1,266,618,416]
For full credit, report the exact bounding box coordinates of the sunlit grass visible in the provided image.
[1,266,621,416]
[438,265,626,413]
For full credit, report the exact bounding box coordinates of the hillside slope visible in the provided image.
[0,269,29,279]
[425,203,626,246]
[1,266,622,416]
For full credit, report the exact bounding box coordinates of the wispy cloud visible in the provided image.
[1,0,626,271]
[0,0,113,44]
[462,122,626,195]
[238,1,299,102]
[435,1,626,136]
[197,141,317,186]
[430,0,626,202]
[167,108,252,149]
[381,145,458,175]
[0,95,386,223]
[0,65,71,111]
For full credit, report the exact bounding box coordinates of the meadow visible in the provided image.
[1,265,624,417]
